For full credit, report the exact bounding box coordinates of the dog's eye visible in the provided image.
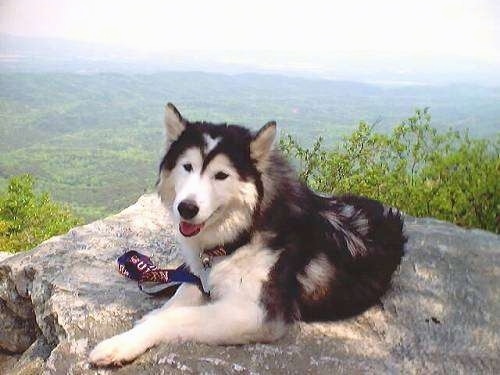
[214,172,229,180]
[183,163,193,172]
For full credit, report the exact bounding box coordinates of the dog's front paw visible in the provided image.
[89,334,141,367]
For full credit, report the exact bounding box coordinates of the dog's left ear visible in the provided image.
[251,121,277,167]
[164,103,186,144]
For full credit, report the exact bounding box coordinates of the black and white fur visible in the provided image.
[89,103,406,366]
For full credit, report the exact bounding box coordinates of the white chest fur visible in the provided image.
[210,244,281,301]
[183,242,281,302]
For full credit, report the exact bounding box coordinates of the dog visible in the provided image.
[89,103,406,366]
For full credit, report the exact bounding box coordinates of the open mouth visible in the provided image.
[178,207,222,237]
[179,221,204,237]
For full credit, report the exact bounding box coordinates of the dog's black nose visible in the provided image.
[178,200,199,220]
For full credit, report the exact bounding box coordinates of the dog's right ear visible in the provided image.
[251,121,277,170]
[164,103,186,144]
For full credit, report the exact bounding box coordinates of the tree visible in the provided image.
[280,109,499,233]
[0,174,82,252]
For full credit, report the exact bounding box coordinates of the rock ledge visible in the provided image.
[0,194,499,374]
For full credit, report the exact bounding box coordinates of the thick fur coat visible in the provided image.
[89,104,405,366]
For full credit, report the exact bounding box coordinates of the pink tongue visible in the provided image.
[179,221,203,237]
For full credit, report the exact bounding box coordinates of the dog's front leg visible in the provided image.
[137,283,205,324]
[89,298,285,366]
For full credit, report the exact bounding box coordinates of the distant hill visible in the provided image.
[2,33,500,85]
[0,33,167,74]
[0,71,499,220]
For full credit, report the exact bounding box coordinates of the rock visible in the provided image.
[0,194,499,374]
[0,252,13,263]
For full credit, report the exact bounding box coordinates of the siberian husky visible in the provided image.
[89,103,405,366]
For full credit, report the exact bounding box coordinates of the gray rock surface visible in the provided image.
[0,252,13,263]
[0,194,499,374]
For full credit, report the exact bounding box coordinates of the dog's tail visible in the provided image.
[300,196,406,321]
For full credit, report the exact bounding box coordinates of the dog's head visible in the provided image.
[157,103,276,249]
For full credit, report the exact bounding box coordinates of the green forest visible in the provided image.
[0,72,498,252]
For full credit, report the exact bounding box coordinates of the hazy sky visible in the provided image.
[1,0,499,62]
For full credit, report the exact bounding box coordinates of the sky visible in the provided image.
[1,0,499,62]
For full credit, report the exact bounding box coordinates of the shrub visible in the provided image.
[0,174,82,252]
[280,109,499,233]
